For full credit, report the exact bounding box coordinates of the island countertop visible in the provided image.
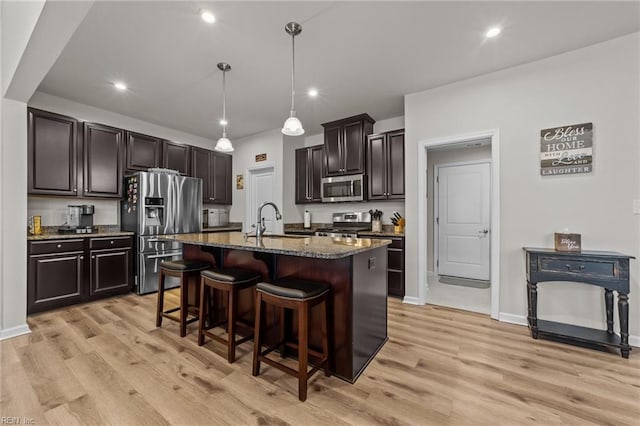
[158,231,391,259]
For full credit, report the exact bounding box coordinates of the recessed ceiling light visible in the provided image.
[485,27,501,38]
[113,82,127,91]
[200,10,215,24]
[308,88,318,97]
[219,119,227,126]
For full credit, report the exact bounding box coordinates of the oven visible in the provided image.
[321,174,365,202]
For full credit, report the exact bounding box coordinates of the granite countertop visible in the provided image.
[358,230,404,238]
[158,231,391,259]
[28,230,135,241]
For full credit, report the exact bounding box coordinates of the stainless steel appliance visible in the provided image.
[59,205,96,234]
[203,208,229,228]
[315,211,371,238]
[121,171,202,294]
[321,174,365,202]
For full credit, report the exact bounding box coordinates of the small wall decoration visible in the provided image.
[236,174,244,190]
[540,122,593,176]
[255,153,267,162]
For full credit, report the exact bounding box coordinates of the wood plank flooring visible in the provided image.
[2,293,639,425]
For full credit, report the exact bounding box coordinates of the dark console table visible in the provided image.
[523,247,634,358]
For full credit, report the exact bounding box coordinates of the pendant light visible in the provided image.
[281,22,304,136]
[215,62,234,152]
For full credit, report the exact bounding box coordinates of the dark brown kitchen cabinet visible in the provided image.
[162,140,191,175]
[83,122,125,198]
[295,144,323,203]
[125,131,162,172]
[27,108,79,196]
[191,147,232,204]
[367,129,405,200]
[322,113,374,176]
[27,236,133,314]
[89,236,133,296]
[365,235,405,297]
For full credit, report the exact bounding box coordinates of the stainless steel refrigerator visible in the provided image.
[121,171,202,294]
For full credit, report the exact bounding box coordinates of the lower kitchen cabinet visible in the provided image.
[28,235,133,314]
[366,235,405,297]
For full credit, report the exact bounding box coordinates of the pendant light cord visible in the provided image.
[222,69,227,136]
[290,34,295,114]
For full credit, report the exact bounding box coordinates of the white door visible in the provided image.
[436,162,491,280]
[246,165,277,233]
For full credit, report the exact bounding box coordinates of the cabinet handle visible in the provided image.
[110,241,114,244]
[565,264,585,272]
[57,244,62,248]
[92,256,95,259]
[73,188,77,192]
[85,188,88,192]
[79,256,84,260]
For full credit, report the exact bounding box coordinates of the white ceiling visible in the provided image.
[37,1,639,141]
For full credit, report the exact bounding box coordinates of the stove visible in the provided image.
[315,212,371,238]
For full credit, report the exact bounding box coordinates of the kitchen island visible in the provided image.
[160,231,391,382]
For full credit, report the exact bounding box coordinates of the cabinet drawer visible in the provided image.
[539,257,616,278]
[388,238,404,249]
[90,236,132,250]
[29,239,85,255]
[388,249,403,271]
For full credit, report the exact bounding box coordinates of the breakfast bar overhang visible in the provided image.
[159,232,391,382]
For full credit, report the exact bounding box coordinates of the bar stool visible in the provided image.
[252,277,331,402]
[198,268,262,363]
[156,259,211,337]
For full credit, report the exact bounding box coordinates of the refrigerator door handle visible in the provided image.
[147,252,182,260]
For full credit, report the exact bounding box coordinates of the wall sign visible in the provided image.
[255,153,267,162]
[540,122,593,176]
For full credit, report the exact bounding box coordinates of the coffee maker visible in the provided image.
[59,205,96,234]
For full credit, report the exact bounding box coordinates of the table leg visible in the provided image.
[604,289,614,334]
[618,292,630,358]
[527,281,538,339]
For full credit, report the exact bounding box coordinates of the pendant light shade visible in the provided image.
[282,22,304,136]
[215,62,234,152]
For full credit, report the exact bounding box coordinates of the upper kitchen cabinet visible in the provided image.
[83,122,125,198]
[162,140,191,175]
[295,144,323,203]
[322,113,375,177]
[367,129,405,200]
[191,147,232,204]
[125,131,162,172]
[28,108,79,196]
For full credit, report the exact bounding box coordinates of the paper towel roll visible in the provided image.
[304,210,311,228]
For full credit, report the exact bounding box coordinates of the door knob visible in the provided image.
[478,229,489,236]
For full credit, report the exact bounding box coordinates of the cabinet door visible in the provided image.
[211,152,231,204]
[295,147,310,203]
[309,145,324,202]
[162,140,191,175]
[323,124,343,176]
[28,252,84,313]
[28,108,78,196]
[90,249,132,295]
[125,131,162,172]
[83,123,124,198]
[367,134,387,200]
[191,147,211,202]
[387,130,405,200]
[343,120,365,175]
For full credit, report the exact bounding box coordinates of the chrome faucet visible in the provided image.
[255,202,282,241]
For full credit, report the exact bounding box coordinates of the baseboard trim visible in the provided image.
[402,296,423,305]
[498,312,640,348]
[498,312,527,326]
[0,324,31,341]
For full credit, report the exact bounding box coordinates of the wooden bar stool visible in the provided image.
[198,268,261,363]
[156,259,211,337]
[252,277,331,402]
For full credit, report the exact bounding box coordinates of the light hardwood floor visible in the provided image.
[2,293,639,425]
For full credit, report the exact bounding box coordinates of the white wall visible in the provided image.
[405,33,640,339]
[283,115,407,224]
[229,128,284,232]
[426,145,492,272]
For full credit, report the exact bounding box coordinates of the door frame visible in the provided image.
[244,162,281,234]
[433,159,492,280]
[416,129,501,320]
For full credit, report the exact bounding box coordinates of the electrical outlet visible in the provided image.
[634,200,640,215]
[368,257,376,270]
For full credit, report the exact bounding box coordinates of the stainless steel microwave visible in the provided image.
[321,174,365,202]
